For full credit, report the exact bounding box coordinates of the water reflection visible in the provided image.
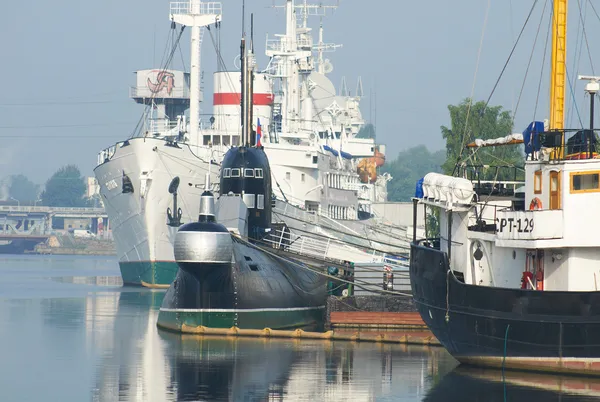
[425,366,600,402]
[1,255,464,401]
[155,333,452,401]
[92,291,168,402]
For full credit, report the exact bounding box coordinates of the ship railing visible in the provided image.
[129,86,190,99]
[169,1,222,16]
[264,227,408,270]
[472,180,524,197]
[265,36,312,54]
[351,263,411,294]
[525,129,600,162]
[0,206,106,214]
[145,119,179,135]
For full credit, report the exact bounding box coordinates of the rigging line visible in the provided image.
[513,0,548,125]
[0,122,134,129]
[565,65,585,128]
[576,0,595,76]
[567,0,585,127]
[452,0,491,176]
[154,149,211,173]
[533,2,553,122]
[271,210,410,254]
[232,234,413,297]
[178,33,187,73]
[207,24,235,84]
[485,0,539,109]
[590,0,600,25]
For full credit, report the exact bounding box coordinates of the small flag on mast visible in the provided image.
[256,118,262,147]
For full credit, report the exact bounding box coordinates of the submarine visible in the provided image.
[157,145,327,331]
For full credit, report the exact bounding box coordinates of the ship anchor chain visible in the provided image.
[167,176,183,227]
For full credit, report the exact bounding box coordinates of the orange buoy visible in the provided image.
[529,197,542,210]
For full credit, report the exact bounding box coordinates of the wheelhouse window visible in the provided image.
[255,168,263,178]
[570,171,600,193]
[257,194,265,209]
[231,168,241,178]
[244,169,254,178]
[223,168,231,178]
[243,194,255,208]
[534,170,542,194]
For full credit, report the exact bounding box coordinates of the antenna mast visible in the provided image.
[550,0,567,154]
[170,1,222,147]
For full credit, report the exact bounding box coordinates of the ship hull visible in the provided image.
[119,260,179,288]
[410,241,600,376]
[94,137,219,287]
[157,238,327,331]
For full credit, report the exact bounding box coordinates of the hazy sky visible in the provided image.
[2,0,600,184]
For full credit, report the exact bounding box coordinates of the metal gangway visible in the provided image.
[263,226,409,270]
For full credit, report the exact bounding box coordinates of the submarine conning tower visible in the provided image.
[220,146,272,240]
[173,184,233,269]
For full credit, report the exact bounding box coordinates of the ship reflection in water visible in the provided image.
[3,256,600,401]
[424,366,600,402]
[96,290,450,401]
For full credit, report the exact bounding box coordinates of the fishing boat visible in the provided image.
[409,0,600,376]
[94,0,409,288]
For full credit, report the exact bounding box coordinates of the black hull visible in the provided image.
[158,238,327,330]
[410,241,600,375]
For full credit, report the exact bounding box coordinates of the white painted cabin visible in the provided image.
[419,150,600,293]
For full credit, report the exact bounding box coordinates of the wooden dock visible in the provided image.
[329,311,427,329]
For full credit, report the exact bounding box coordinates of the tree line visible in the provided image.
[1,165,90,207]
[382,98,524,202]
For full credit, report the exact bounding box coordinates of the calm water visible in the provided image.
[2,255,600,401]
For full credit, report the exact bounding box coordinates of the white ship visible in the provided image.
[94,0,410,288]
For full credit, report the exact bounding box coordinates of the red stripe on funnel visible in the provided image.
[213,93,274,106]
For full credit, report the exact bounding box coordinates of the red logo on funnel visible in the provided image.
[147,70,175,95]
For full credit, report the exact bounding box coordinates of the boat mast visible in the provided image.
[170,1,222,146]
[550,0,567,148]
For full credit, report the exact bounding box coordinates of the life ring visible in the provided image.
[529,197,542,210]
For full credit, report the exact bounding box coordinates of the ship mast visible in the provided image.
[170,1,222,147]
[550,0,567,145]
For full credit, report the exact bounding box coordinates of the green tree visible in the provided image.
[41,165,87,207]
[8,174,39,203]
[383,145,446,202]
[356,123,376,140]
[441,99,523,180]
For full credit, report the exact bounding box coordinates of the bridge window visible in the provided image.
[257,194,265,209]
[244,169,254,178]
[223,168,231,178]
[571,171,600,193]
[231,168,240,178]
[534,170,542,194]
[255,168,263,178]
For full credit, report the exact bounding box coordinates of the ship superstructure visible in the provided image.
[95,0,408,287]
